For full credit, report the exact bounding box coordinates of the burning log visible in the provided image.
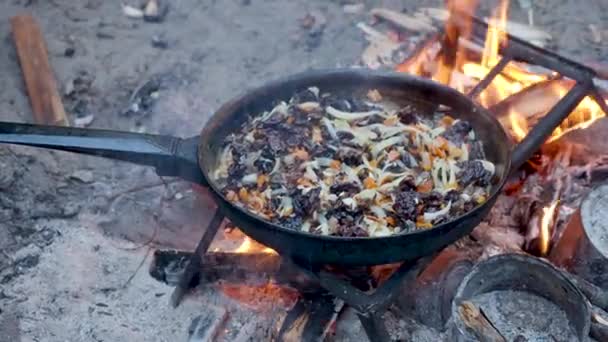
[525,199,560,257]
[436,0,479,85]
[543,117,608,161]
[490,79,574,124]
[395,32,442,76]
[457,301,507,342]
[151,250,282,286]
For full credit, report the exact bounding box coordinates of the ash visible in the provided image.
[470,290,577,342]
[1,219,205,341]
[1,0,608,341]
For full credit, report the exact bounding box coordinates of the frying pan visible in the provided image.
[0,69,578,266]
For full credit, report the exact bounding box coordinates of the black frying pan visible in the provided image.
[0,69,580,266]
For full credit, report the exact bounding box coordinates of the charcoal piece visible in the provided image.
[393,191,419,222]
[458,161,491,187]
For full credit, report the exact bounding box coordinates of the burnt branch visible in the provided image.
[458,301,506,342]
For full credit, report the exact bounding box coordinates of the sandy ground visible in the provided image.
[1,0,607,341]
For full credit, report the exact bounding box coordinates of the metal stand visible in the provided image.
[290,255,437,342]
[170,210,224,307]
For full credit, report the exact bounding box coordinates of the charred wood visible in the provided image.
[275,294,343,342]
[457,301,507,342]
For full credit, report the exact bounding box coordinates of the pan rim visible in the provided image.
[199,68,512,242]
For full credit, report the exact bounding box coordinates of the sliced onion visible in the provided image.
[213,146,233,180]
[479,160,496,176]
[301,220,312,233]
[317,212,330,235]
[342,198,358,210]
[308,86,320,98]
[378,175,410,192]
[297,102,321,113]
[244,151,263,167]
[278,196,293,217]
[370,206,386,218]
[270,158,281,175]
[241,173,258,185]
[322,117,339,140]
[460,143,469,161]
[423,202,452,222]
[304,165,319,182]
[370,136,403,157]
[326,106,383,121]
[341,164,363,185]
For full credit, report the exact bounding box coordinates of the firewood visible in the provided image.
[458,301,507,342]
[370,7,552,47]
[151,250,282,286]
[10,15,69,126]
[370,8,436,33]
[276,295,341,342]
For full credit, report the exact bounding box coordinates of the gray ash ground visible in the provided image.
[0,0,607,341]
[470,290,578,341]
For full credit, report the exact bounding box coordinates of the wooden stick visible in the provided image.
[11,14,68,126]
[458,301,507,342]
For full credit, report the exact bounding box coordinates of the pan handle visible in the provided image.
[510,81,591,171]
[0,122,205,184]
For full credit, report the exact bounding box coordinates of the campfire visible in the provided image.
[156,1,608,340]
[4,1,608,341]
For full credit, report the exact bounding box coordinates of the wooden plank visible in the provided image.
[10,14,68,126]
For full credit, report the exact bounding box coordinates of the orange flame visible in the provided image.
[539,200,559,256]
[400,0,607,142]
[234,236,277,254]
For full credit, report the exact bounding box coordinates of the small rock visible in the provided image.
[64,47,75,57]
[343,3,364,14]
[70,170,94,183]
[174,192,183,200]
[143,0,169,23]
[121,4,144,18]
[151,35,168,49]
[13,245,41,271]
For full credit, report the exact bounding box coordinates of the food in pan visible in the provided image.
[213,87,496,237]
